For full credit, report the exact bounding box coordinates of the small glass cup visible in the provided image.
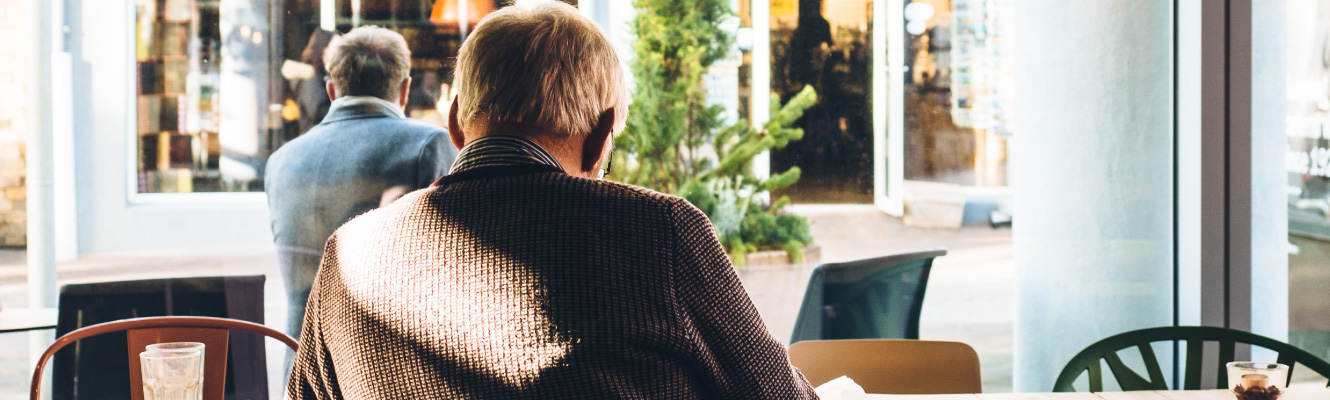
[1227,361,1288,400]
[140,348,204,400]
[146,342,206,382]
[147,342,206,357]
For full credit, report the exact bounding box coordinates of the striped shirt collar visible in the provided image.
[448,135,565,175]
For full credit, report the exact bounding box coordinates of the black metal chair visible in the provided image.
[52,275,272,400]
[790,248,946,344]
[1053,326,1330,392]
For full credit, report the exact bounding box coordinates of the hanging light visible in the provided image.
[430,0,497,28]
[903,2,935,35]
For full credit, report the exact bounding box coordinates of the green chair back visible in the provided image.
[1053,326,1330,392]
[791,249,946,344]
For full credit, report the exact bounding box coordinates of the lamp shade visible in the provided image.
[430,0,496,27]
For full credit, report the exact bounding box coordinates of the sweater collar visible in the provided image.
[320,95,405,123]
[448,135,566,175]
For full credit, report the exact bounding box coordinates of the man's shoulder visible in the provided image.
[481,172,702,220]
[328,116,447,139]
[277,118,446,152]
[592,178,690,209]
[384,117,448,137]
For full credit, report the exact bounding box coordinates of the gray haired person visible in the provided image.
[285,2,817,398]
[265,26,458,340]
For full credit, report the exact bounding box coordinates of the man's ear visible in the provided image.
[581,107,616,174]
[325,81,337,101]
[448,97,466,150]
[397,77,412,109]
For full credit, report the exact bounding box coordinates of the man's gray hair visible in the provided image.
[328,26,411,101]
[456,1,626,139]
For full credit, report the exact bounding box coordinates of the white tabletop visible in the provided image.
[867,387,1330,400]
[0,307,58,333]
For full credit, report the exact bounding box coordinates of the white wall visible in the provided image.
[1012,0,1175,392]
[70,0,274,254]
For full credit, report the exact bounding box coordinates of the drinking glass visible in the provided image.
[140,349,204,400]
[1227,361,1288,400]
[147,342,206,359]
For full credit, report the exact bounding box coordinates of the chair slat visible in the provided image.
[1276,352,1297,386]
[1184,338,1204,390]
[1088,363,1103,393]
[1103,351,1163,391]
[1217,339,1236,390]
[1139,342,1167,388]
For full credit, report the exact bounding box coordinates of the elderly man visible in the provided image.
[266,26,458,339]
[286,2,817,399]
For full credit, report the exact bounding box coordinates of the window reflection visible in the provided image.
[1286,0,1330,368]
[902,0,1011,187]
[770,0,875,204]
[134,0,498,194]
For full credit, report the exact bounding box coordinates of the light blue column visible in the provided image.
[1012,0,1175,392]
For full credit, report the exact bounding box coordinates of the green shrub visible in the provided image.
[614,0,817,265]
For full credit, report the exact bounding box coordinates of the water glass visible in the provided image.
[1227,361,1288,400]
[140,349,204,400]
[147,342,206,360]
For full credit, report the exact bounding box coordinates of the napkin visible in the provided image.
[814,375,868,400]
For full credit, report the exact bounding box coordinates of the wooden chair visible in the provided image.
[787,339,983,394]
[54,275,270,399]
[30,316,299,400]
[1053,326,1330,392]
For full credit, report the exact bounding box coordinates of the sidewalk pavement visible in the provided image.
[0,206,1016,397]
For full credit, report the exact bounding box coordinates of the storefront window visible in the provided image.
[133,0,496,194]
[134,0,227,193]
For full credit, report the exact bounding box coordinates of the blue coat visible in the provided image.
[265,96,457,336]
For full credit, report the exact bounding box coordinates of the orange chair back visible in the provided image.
[788,339,982,394]
[30,316,298,400]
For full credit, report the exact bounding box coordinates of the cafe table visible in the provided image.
[865,387,1330,400]
[0,307,58,333]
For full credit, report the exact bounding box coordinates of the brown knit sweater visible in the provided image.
[286,163,818,399]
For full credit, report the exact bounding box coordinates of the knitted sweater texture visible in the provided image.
[286,164,818,399]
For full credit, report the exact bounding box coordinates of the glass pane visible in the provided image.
[134,0,226,193]
[903,0,1011,187]
[1011,0,1174,391]
[769,0,875,203]
[759,0,1173,392]
[133,0,497,194]
[1284,0,1330,382]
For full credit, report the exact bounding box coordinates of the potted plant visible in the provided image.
[616,0,818,267]
[616,0,819,339]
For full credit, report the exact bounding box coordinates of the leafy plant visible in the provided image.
[615,0,818,265]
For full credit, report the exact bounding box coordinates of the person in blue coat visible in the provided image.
[265,25,458,340]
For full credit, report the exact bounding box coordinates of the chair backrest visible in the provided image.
[791,249,945,343]
[1053,326,1330,392]
[53,275,269,399]
[30,316,298,400]
[787,339,982,394]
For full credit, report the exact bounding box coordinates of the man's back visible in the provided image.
[265,97,457,335]
[287,164,816,399]
[267,99,455,252]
